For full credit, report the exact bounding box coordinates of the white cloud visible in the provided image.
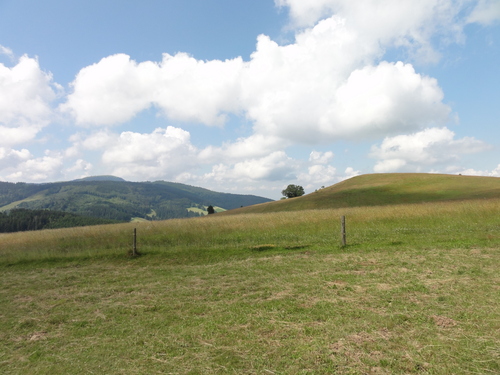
[0,125,45,147]
[0,45,14,59]
[370,127,490,172]
[60,54,156,126]
[296,164,361,192]
[100,126,199,180]
[81,130,115,150]
[239,19,450,143]
[275,0,337,28]
[488,166,500,177]
[0,55,58,146]
[203,151,297,182]
[323,61,449,139]
[276,0,470,60]
[0,147,31,170]
[3,150,64,182]
[65,159,93,177]
[199,134,288,163]
[457,165,500,177]
[343,167,361,180]
[309,150,334,164]
[299,164,337,186]
[298,150,341,191]
[468,0,500,25]
[154,53,243,125]
[232,151,297,181]
[61,53,243,127]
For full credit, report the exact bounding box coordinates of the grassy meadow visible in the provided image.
[1,175,499,374]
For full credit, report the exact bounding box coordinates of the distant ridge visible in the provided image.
[74,175,126,182]
[221,173,500,215]
[0,179,272,221]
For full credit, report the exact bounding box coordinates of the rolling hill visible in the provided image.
[222,173,500,215]
[0,177,273,221]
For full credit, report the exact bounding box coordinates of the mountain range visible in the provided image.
[0,176,273,222]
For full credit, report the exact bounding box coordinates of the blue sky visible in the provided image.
[0,0,499,199]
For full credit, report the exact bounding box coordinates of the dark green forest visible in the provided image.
[0,209,121,233]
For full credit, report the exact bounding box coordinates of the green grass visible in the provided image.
[1,184,499,373]
[0,192,48,212]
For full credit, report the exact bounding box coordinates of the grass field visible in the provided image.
[1,175,499,374]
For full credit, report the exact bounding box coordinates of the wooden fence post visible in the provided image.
[341,216,346,246]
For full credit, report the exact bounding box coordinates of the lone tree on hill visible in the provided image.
[281,184,305,198]
[207,205,215,214]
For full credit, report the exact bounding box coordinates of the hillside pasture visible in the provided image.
[223,173,500,215]
[1,195,499,374]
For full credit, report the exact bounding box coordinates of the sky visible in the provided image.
[0,0,499,199]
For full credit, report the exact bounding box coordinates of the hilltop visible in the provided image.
[0,177,273,221]
[222,173,500,215]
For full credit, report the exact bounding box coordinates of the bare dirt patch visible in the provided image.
[431,315,458,328]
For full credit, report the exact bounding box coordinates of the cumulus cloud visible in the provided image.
[61,53,243,127]
[99,126,199,180]
[60,54,156,126]
[241,22,451,141]
[343,167,361,180]
[231,151,297,181]
[203,151,297,182]
[0,54,59,146]
[299,151,336,190]
[298,164,337,186]
[297,160,360,192]
[199,134,288,163]
[324,61,449,138]
[0,147,31,170]
[1,150,64,182]
[65,159,93,175]
[370,127,490,172]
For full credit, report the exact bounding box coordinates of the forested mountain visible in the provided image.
[0,177,273,222]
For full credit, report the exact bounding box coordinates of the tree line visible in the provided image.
[0,209,122,233]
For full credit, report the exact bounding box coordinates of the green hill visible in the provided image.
[222,173,500,215]
[0,178,272,221]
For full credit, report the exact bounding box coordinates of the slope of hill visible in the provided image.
[0,178,273,221]
[222,173,500,215]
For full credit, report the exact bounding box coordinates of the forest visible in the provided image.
[0,208,121,233]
